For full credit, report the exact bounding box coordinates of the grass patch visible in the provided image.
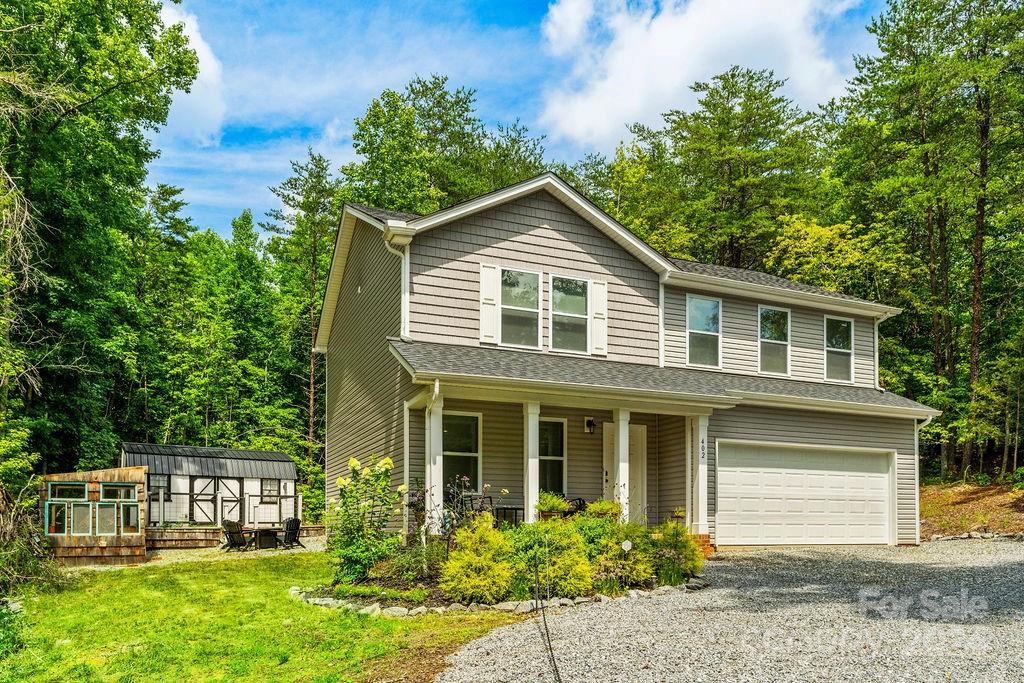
[0,553,517,682]
[920,483,1024,536]
[333,583,429,605]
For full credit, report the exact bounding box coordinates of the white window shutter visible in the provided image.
[591,280,608,355]
[479,263,500,343]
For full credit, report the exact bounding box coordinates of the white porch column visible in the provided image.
[425,395,445,533]
[523,402,541,523]
[613,408,630,521]
[690,415,709,535]
[684,418,693,530]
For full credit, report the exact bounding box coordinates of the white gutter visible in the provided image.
[382,232,411,340]
[425,378,441,413]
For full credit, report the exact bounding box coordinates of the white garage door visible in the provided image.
[716,442,892,545]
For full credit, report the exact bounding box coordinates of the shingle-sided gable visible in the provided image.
[406,189,663,365]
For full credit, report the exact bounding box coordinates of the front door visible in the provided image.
[602,423,648,521]
[218,478,242,523]
[190,476,216,524]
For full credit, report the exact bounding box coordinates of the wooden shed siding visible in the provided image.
[657,415,687,525]
[706,405,918,544]
[408,191,661,364]
[664,285,877,388]
[324,220,416,501]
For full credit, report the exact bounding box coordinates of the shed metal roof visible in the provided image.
[120,443,297,480]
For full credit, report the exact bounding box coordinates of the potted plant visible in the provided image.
[536,491,571,520]
[583,498,621,519]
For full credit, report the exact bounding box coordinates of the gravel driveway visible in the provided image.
[437,540,1024,683]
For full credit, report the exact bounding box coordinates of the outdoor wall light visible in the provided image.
[584,417,596,434]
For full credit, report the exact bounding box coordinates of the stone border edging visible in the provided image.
[290,577,710,618]
[927,531,1024,542]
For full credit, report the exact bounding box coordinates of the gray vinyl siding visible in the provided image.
[664,285,876,388]
[324,220,417,501]
[657,415,687,525]
[706,405,918,545]
[408,190,661,365]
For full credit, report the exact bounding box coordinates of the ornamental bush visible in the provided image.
[509,519,593,598]
[536,490,570,515]
[652,521,704,585]
[439,513,514,604]
[592,521,654,593]
[326,455,404,583]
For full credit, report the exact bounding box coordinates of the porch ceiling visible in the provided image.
[388,338,940,419]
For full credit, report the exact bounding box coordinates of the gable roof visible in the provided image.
[316,173,901,352]
[390,338,939,419]
[120,442,297,480]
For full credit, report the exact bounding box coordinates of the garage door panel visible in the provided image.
[717,443,891,545]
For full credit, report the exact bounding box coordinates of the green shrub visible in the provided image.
[368,537,447,586]
[592,522,654,593]
[568,514,618,560]
[1012,467,1024,491]
[333,583,429,604]
[0,607,23,658]
[582,498,621,518]
[974,472,993,486]
[326,455,404,583]
[652,521,704,586]
[536,490,570,515]
[440,513,513,604]
[509,519,593,598]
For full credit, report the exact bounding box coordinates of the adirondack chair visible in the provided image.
[278,517,305,549]
[222,520,252,551]
[564,498,587,517]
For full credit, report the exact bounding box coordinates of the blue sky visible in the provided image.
[150,0,884,232]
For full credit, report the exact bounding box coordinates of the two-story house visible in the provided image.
[316,173,938,547]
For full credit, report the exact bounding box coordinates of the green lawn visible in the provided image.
[0,553,515,682]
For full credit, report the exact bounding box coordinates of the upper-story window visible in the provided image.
[500,269,541,348]
[758,305,790,375]
[825,316,854,382]
[686,295,721,368]
[551,276,588,353]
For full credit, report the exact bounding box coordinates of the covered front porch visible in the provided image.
[405,385,717,537]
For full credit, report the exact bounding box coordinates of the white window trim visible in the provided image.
[824,315,856,384]
[548,273,591,355]
[757,304,792,377]
[442,410,484,493]
[95,502,118,536]
[538,417,569,495]
[70,502,92,537]
[685,294,723,369]
[498,267,543,350]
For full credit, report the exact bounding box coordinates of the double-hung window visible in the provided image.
[443,412,482,492]
[500,269,540,347]
[825,316,854,382]
[551,276,589,353]
[686,295,721,367]
[759,306,790,375]
[538,419,567,495]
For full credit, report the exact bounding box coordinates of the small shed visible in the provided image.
[39,467,147,566]
[120,442,300,527]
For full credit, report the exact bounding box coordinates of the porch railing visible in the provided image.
[147,488,303,527]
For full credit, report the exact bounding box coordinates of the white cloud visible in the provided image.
[161,4,226,146]
[540,0,855,149]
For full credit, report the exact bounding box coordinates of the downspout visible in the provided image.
[383,219,414,340]
[873,317,881,390]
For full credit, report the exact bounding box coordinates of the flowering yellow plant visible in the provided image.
[375,456,394,472]
[348,457,361,471]
[336,477,351,490]
[397,484,409,495]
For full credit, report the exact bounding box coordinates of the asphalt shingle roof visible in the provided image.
[389,339,937,415]
[668,258,872,305]
[120,442,297,480]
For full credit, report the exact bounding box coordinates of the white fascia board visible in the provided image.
[407,173,676,276]
[663,271,902,319]
[728,390,942,420]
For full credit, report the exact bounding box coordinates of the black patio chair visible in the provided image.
[222,520,253,552]
[563,497,587,517]
[278,517,305,549]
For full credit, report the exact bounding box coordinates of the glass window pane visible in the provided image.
[122,504,140,534]
[443,455,479,492]
[51,484,86,500]
[97,504,116,534]
[826,350,853,381]
[689,331,719,366]
[501,270,539,309]
[688,297,720,333]
[443,414,479,454]
[760,341,788,374]
[539,421,564,459]
[760,308,789,342]
[539,460,564,496]
[71,503,91,535]
[501,308,538,346]
[101,484,135,501]
[826,318,852,350]
[552,314,587,352]
[553,277,588,316]
[48,503,67,535]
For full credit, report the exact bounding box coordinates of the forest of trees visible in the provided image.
[2,0,1022,513]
